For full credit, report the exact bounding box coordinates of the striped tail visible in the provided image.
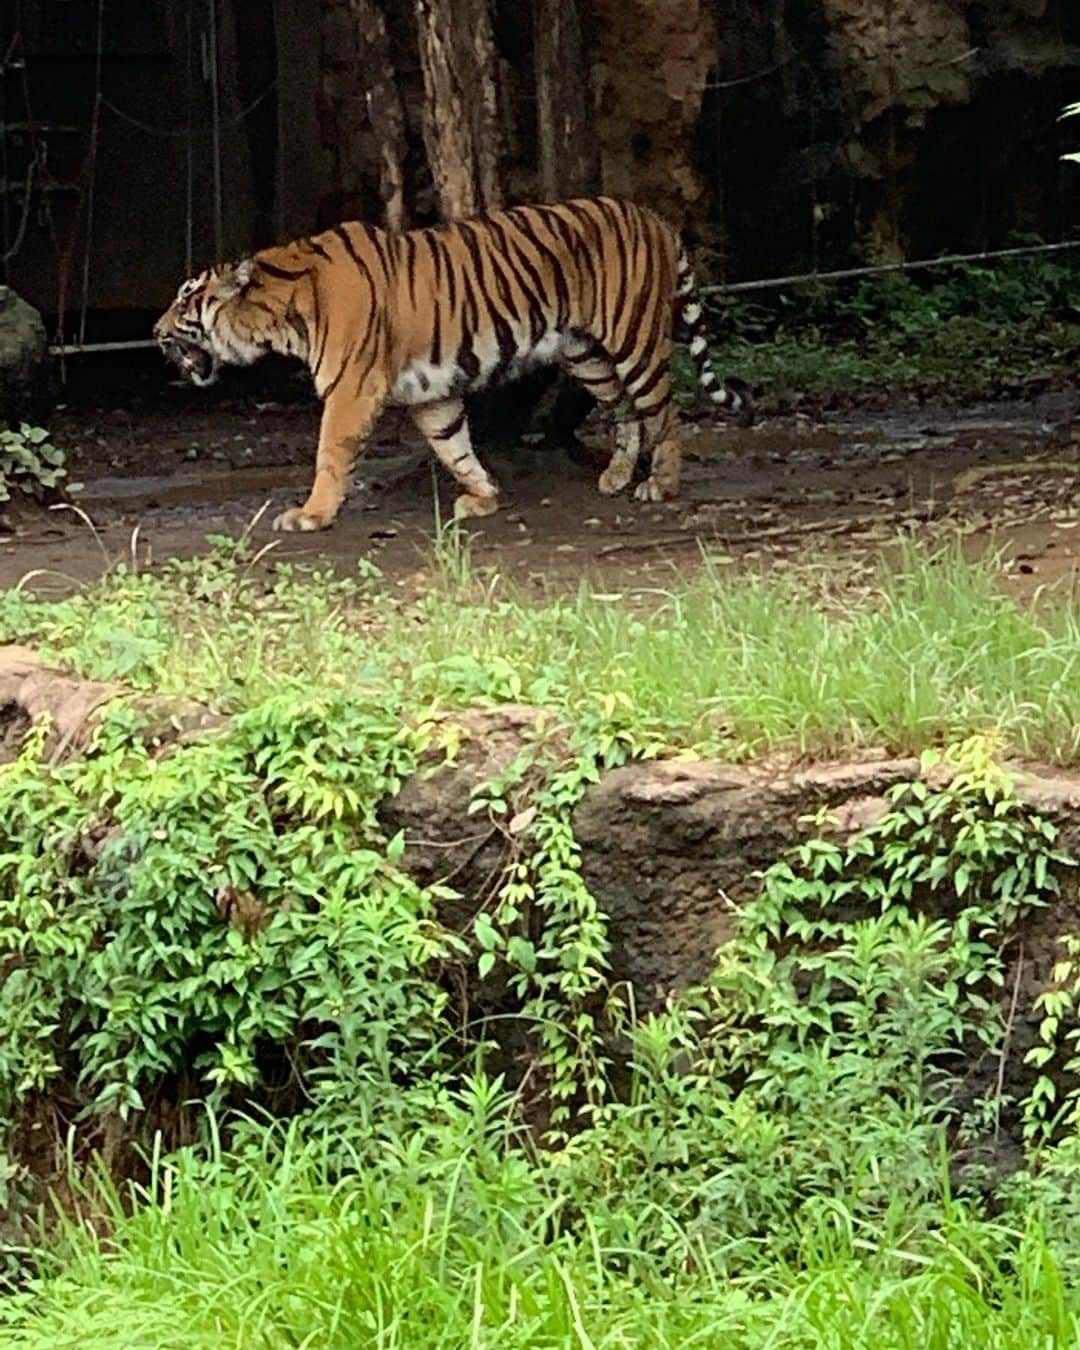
[675,248,752,413]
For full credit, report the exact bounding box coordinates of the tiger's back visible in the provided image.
[154,196,749,533]
[378,198,679,406]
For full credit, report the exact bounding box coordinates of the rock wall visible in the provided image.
[265,0,1080,272]
[315,0,718,231]
[584,0,717,228]
[3,1,1078,333]
[822,0,973,262]
[709,0,1080,276]
[381,705,1080,1039]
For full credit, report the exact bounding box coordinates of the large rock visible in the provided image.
[380,704,566,934]
[383,715,1080,1038]
[0,645,224,764]
[0,286,49,427]
[573,754,922,1007]
[587,0,717,228]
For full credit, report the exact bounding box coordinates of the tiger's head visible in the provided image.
[155,257,300,387]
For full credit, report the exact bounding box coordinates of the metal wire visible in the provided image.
[77,0,106,348]
[700,238,1080,296]
[100,82,275,139]
[33,9,1079,354]
[0,155,36,264]
[48,338,163,355]
[208,0,223,260]
[49,236,1080,357]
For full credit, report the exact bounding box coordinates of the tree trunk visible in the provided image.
[534,0,596,200]
[587,0,717,229]
[415,0,502,218]
[350,0,409,230]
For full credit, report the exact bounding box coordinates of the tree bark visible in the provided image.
[534,0,596,200]
[350,0,409,230]
[415,0,502,218]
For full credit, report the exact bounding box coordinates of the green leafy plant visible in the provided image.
[684,242,1080,401]
[544,737,1075,1273]
[1024,935,1080,1145]
[2,558,1080,1336]
[708,737,1070,1102]
[468,693,668,1138]
[0,692,461,1134]
[0,425,65,504]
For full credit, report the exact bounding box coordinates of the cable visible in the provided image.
[50,237,1080,357]
[99,82,275,140]
[77,0,106,348]
[700,238,1080,297]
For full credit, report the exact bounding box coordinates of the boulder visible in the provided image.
[0,285,49,427]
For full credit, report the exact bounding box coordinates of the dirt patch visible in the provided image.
[4,354,1078,603]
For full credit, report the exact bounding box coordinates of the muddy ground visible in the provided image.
[5,353,1080,599]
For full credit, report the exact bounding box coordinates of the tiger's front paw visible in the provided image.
[272,506,332,533]
[453,492,499,520]
[633,478,678,503]
[598,462,632,496]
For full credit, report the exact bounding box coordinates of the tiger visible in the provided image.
[153,196,751,533]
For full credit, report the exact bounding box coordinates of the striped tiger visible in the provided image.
[153,196,751,533]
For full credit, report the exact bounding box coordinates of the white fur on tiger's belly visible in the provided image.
[391,329,566,405]
[392,358,460,405]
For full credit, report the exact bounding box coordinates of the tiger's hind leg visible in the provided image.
[562,341,640,496]
[635,433,681,503]
[412,399,499,519]
[614,349,681,504]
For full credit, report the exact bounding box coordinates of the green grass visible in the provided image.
[6,535,1080,763]
[707,316,1080,403]
[1,1123,1076,1349]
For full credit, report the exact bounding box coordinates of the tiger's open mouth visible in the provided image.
[158,335,219,387]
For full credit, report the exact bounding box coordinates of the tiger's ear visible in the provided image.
[218,258,255,298]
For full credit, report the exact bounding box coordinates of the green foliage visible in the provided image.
[4,739,1080,1343]
[550,737,1072,1270]
[471,693,667,1137]
[685,247,1080,400]
[6,547,1080,1337]
[12,535,1080,764]
[0,425,65,505]
[1024,935,1080,1146]
[5,1114,1077,1349]
[0,541,381,700]
[0,692,458,1129]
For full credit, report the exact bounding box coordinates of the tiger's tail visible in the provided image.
[675,247,752,414]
